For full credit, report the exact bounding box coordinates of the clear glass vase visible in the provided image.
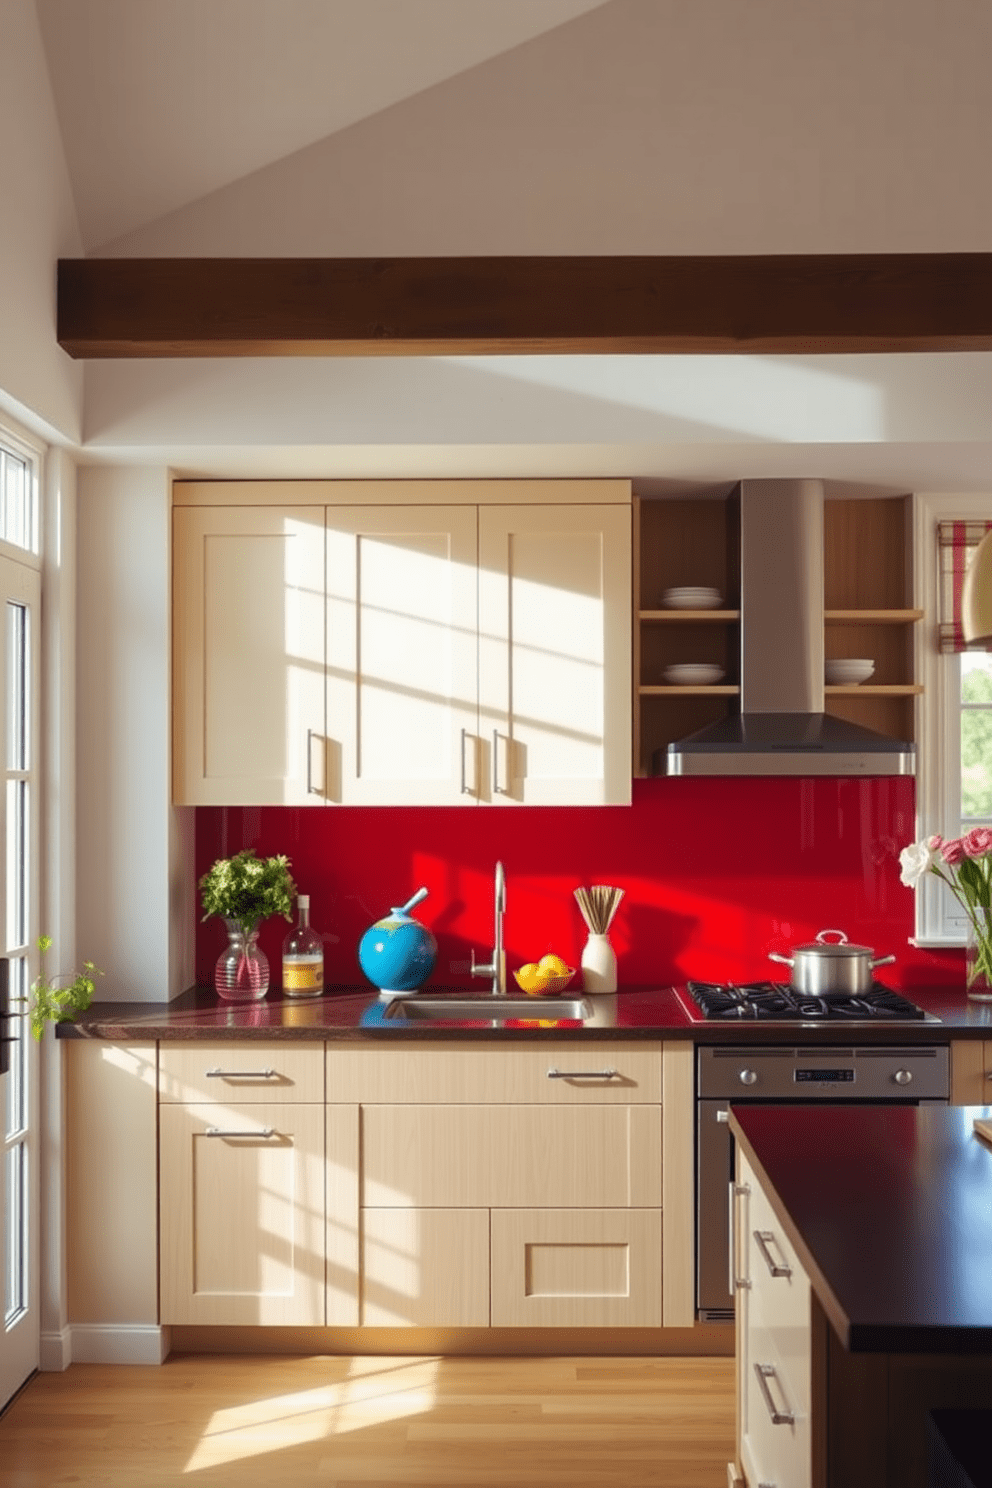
[966,911,992,1002]
[215,919,269,1002]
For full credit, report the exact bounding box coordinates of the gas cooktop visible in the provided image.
[682,979,932,1022]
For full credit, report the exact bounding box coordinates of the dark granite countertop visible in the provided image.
[729,1102,992,1354]
[55,982,992,1041]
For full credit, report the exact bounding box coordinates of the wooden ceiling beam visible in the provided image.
[56,254,992,358]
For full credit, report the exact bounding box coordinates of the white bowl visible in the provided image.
[662,587,723,610]
[663,663,726,686]
[825,658,875,686]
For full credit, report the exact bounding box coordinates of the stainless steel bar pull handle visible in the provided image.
[306,728,318,794]
[730,1181,751,1293]
[205,1127,275,1139]
[753,1362,795,1426]
[547,1067,618,1080]
[460,728,470,794]
[492,729,508,794]
[754,1229,792,1279]
[205,1067,276,1079]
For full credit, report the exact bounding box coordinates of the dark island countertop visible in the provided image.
[729,1102,992,1354]
[55,982,992,1041]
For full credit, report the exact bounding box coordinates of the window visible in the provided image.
[914,493,992,945]
[0,440,37,556]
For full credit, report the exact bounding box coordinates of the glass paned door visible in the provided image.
[0,553,40,1408]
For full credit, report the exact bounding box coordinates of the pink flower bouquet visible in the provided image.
[900,829,992,993]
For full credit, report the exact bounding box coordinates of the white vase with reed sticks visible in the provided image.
[574,885,624,994]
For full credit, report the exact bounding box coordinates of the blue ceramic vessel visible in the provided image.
[358,887,437,998]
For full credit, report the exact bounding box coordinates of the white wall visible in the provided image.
[0,0,83,441]
[76,465,194,1002]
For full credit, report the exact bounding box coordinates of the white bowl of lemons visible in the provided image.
[514,954,576,996]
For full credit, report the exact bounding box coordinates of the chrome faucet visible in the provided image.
[470,860,507,995]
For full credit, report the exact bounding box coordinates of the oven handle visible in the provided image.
[730,1179,751,1295]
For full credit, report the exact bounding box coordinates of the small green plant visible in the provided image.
[199,848,296,934]
[19,935,102,1040]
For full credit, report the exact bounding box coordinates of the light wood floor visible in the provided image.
[1,1353,735,1487]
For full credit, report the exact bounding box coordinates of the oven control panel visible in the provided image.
[698,1044,949,1101]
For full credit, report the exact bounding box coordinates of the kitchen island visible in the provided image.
[728,1103,992,1488]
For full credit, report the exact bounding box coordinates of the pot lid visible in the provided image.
[793,929,873,958]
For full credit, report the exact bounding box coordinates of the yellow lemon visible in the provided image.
[514,962,543,993]
[538,953,569,977]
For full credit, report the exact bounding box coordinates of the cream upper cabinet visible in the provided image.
[173,504,326,805]
[173,484,632,807]
[479,504,632,805]
[324,505,479,804]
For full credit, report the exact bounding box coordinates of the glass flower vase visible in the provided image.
[966,911,992,1002]
[215,919,269,1001]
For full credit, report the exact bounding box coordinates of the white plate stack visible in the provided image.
[661,586,723,610]
[663,663,725,686]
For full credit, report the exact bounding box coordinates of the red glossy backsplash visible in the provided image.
[194,777,961,993]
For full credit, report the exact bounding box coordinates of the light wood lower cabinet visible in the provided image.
[950,1038,992,1103]
[158,1040,675,1332]
[159,1101,326,1326]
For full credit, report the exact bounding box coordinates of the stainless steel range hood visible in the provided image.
[665,479,915,777]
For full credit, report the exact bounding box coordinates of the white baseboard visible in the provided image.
[67,1324,172,1366]
[39,1328,72,1372]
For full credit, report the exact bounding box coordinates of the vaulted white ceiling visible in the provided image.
[26,0,992,490]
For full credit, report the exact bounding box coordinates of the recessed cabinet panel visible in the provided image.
[159,1102,325,1326]
[361,1104,661,1210]
[490,1209,662,1328]
[173,506,325,805]
[325,507,479,804]
[361,1208,489,1326]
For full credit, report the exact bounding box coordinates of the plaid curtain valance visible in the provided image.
[938,519,992,652]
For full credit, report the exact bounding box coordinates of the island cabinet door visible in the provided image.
[736,1152,813,1488]
[159,1102,325,1326]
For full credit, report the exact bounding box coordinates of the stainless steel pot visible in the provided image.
[768,929,895,998]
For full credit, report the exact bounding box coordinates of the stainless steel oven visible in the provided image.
[696,1043,950,1321]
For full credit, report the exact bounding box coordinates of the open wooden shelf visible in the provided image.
[639,609,741,623]
[825,608,924,623]
[640,685,740,697]
[826,683,924,696]
[634,490,922,777]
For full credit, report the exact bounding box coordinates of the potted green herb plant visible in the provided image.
[18,935,103,1040]
[199,848,296,1001]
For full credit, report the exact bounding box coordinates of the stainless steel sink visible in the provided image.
[382,994,593,1022]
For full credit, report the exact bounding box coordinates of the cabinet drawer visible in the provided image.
[742,1317,812,1488]
[362,1104,661,1209]
[746,1165,810,1339]
[361,1208,489,1327]
[327,1041,662,1104]
[159,1041,324,1103]
[490,1208,662,1327]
